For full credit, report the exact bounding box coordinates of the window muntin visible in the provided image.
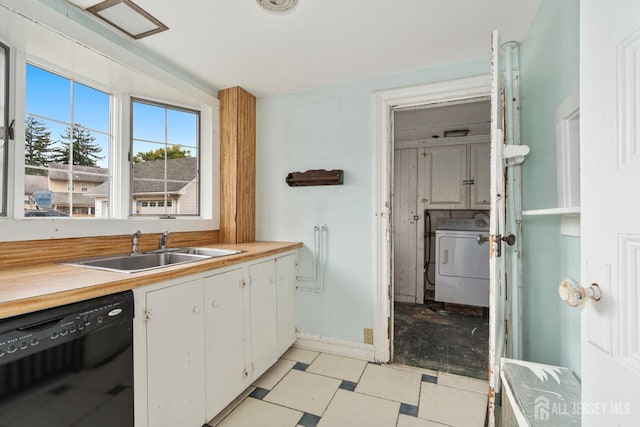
[24,64,111,218]
[131,99,199,217]
[0,42,8,216]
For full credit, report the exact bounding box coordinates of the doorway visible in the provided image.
[391,99,491,379]
[371,74,495,366]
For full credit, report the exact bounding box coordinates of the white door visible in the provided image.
[393,147,420,302]
[249,259,278,379]
[581,1,640,425]
[146,280,206,427]
[276,254,298,354]
[423,144,467,209]
[487,30,507,427]
[469,142,491,209]
[204,268,247,420]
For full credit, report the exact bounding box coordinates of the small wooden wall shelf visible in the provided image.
[286,169,344,187]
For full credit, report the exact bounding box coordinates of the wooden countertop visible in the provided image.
[0,241,302,319]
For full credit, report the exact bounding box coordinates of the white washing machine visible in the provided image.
[435,218,490,307]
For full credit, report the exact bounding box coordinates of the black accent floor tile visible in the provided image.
[107,384,128,396]
[49,384,71,395]
[249,387,270,400]
[421,374,438,384]
[298,412,321,427]
[339,380,357,391]
[293,362,309,371]
[399,403,419,417]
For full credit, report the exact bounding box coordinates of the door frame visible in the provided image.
[372,74,492,362]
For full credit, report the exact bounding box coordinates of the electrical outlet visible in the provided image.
[363,328,373,344]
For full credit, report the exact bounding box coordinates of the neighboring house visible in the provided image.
[92,157,198,217]
[24,163,108,216]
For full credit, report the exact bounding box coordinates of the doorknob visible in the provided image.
[476,234,489,245]
[558,278,602,307]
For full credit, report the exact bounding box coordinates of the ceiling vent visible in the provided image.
[257,0,298,12]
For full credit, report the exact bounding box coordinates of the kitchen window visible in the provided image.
[131,99,200,217]
[24,64,111,218]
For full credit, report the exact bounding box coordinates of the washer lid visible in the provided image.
[435,217,489,231]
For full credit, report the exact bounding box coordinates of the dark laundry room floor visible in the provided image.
[393,301,489,380]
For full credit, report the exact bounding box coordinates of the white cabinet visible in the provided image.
[204,268,248,420]
[136,250,298,426]
[419,142,490,210]
[469,143,491,209]
[276,254,297,354]
[145,279,206,427]
[249,259,279,379]
[420,144,467,209]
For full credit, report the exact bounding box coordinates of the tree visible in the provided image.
[50,125,104,167]
[25,116,53,173]
[133,144,191,163]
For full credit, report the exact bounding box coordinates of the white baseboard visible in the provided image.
[295,332,376,361]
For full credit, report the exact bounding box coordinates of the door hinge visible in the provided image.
[240,278,246,288]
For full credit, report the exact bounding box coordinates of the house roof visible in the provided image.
[48,163,109,184]
[90,157,198,196]
[51,192,96,208]
[24,175,49,194]
[132,157,197,194]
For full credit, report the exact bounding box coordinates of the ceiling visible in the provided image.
[66,0,541,97]
[394,100,491,142]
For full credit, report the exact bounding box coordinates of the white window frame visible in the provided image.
[0,3,220,242]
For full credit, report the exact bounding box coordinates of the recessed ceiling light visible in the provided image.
[86,0,168,39]
[257,0,298,13]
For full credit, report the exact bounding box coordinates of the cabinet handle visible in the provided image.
[192,306,201,314]
[211,300,220,308]
[442,249,449,264]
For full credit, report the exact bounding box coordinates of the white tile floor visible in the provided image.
[211,347,488,427]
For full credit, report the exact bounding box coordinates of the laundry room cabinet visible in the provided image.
[135,251,298,427]
[419,142,490,210]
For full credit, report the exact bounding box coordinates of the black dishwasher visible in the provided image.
[0,291,134,427]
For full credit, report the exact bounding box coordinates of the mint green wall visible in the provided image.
[255,58,489,343]
[519,0,581,375]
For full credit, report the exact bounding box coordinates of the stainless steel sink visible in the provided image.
[171,247,243,257]
[63,247,242,273]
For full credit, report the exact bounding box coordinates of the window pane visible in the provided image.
[131,99,199,217]
[132,101,165,142]
[74,82,110,133]
[167,108,197,147]
[24,64,111,218]
[26,65,71,123]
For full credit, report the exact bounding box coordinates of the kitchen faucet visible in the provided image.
[159,230,170,251]
[131,230,141,256]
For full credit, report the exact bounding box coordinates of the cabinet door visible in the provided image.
[249,260,278,380]
[393,148,419,302]
[276,254,297,355]
[469,143,491,209]
[204,268,247,420]
[146,279,205,427]
[421,144,467,209]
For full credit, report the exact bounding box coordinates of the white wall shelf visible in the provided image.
[522,207,581,237]
[522,206,580,216]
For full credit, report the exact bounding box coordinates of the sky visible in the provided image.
[25,64,198,169]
